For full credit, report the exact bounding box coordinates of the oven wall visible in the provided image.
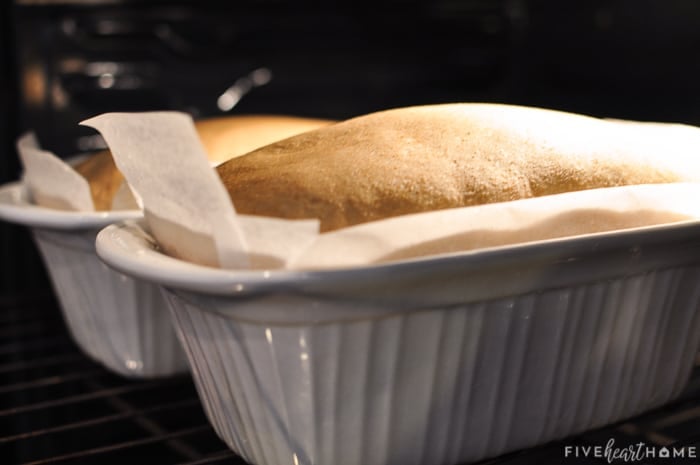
[1,1,49,293]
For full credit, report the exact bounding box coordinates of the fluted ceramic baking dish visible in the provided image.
[97,217,700,465]
[0,182,188,378]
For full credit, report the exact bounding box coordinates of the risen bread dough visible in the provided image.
[217,104,700,231]
[74,115,332,210]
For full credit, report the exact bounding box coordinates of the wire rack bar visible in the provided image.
[0,369,103,395]
[175,450,239,465]
[19,425,213,465]
[0,398,200,444]
[0,379,182,417]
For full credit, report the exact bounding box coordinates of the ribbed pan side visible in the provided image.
[165,266,700,465]
[33,228,188,378]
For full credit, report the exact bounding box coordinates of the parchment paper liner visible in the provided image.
[83,111,700,271]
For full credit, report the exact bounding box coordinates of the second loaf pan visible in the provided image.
[0,182,188,378]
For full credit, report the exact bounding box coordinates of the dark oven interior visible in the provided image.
[1,1,700,464]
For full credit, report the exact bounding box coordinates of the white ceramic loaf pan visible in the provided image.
[0,182,188,378]
[97,218,700,465]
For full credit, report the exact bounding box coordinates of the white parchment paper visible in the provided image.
[17,133,95,211]
[111,181,141,211]
[289,183,700,269]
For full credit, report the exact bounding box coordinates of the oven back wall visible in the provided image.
[1,1,49,294]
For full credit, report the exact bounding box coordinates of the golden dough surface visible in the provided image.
[73,150,122,211]
[217,104,697,231]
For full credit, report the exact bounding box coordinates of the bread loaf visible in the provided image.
[74,115,332,210]
[216,104,699,231]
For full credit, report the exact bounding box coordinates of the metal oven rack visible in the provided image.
[2,293,699,465]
